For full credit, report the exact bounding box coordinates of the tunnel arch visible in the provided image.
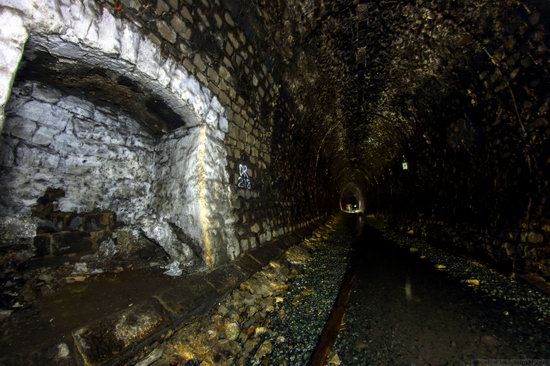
[0,1,239,267]
[339,182,365,214]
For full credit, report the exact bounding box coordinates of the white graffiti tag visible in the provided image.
[237,164,252,190]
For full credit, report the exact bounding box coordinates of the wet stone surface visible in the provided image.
[0,218,322,365]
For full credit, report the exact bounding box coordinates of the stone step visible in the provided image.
[33,231,94,257]
[37,211,117,234]
[82,211,117,232]
[53,231,93,255]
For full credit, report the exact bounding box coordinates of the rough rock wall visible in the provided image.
[151,124,239,263]
[0,81,155,225]
[0,8,27,132]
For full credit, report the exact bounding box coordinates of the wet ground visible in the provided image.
[0,266,177,360]
[332,221,550,365]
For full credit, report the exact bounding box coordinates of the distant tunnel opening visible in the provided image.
[339,184,364,214]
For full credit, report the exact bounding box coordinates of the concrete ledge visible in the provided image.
[234,253,264,275]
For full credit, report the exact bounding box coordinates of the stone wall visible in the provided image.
[98,0,332,254]
[1,81,156,222]
[0,81,197,262]
[369,211,549,284]
[0,0,328,268]
[85,0,332,251]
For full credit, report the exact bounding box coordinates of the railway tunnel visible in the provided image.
[0,0,548,364]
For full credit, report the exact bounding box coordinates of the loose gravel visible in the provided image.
[263,218,352,365]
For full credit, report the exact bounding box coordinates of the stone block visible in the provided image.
[83,211,116,231]
[181,6,193,23]
[82,214,100,232]
[235,253,263,276]
[223,56,233,69]
[218,91,230,106]
[249,243,283,267]
[225,42,234,57]
[193,54,207,72]
[207,67,220,84]
[18,100,70,131]
[50,212,74,231]
[224,12,235,27]
[228,33,239,49]
[73,300,169,365]
[0,138,14,166]
[68,215,83,231]
[31,126,57,146]
[214,13,223,28]
[33,234,52,257]
[153,275,217,321]
[182,58,194,73]
[27,255,75,269]
[36,220,56,234]
[32,83,62,103]
[6,117,37,140]
[156,0,170,15]
[219,117,229,133]
[156,20,176,43]
[171,15,191,40]
[250,223,260,233]
[205,264,246,294]
[240,238,249,252]
[52,231,93,255]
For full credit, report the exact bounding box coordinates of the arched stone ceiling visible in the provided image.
[233,0,549,197]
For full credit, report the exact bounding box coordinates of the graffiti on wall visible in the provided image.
[237,164,252,190]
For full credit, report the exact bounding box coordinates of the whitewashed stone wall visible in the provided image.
[1,81,157,220]
[0,0,239,267]
[0,8,28,133]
